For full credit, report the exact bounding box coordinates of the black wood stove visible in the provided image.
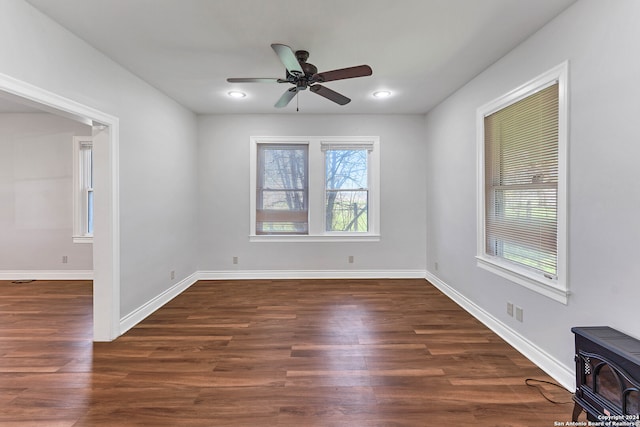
[572,327,640,422]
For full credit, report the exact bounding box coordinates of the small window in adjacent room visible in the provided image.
[250,136,380,241]
[476,62,568,303]
[72,136,93,243]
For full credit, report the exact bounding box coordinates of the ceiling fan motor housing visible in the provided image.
[295,50,309,62]
[295,50,318,76]
[286,57,317,89]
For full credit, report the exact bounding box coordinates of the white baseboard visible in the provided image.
[425,271,575,391]
[198,269,427,280]
[0,270,94,280]
[119,272,199,335]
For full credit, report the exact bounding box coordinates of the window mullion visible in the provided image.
[303,141,320,235]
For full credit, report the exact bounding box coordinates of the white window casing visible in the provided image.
[72,136,93,243]
[476,62,569,304]
[256,143,309,235]
[250,136,380,242]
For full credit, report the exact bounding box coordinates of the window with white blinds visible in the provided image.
[484,83,559,276]
[72,136,94,243]
[477,62,568,303]
[256,144,309,235]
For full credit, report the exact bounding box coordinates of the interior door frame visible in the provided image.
[0,72,120,342]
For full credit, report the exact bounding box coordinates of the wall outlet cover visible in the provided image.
[515,306,524,322]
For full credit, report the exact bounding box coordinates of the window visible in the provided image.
[256,144,308,235]
[476,62,568,303]
[250,136,380,241]
[323,145,369,232]
[72,136,93,243]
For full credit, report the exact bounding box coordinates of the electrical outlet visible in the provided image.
[233,256,239,265]
[62,255,68,264]
[515,306,524,322]
[170,270,175,280]
[348,255,354,264]
[507,302,514,317]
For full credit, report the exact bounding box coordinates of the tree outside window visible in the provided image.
[325,149,368,232]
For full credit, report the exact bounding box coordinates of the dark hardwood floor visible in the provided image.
[0,278,581,426]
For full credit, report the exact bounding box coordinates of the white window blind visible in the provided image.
[80,141,94,235]
[256,144,308,235]
[484,82,559,277]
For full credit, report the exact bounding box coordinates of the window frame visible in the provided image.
[250,136,380,242]
[322,141,373,235]
[255,143,309,235]
[72,135,93,243]
[476,62,569,304]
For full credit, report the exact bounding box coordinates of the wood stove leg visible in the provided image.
[572,402,583,421]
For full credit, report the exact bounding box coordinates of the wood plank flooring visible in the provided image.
[0,278,581,426]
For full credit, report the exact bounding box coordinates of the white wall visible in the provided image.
[0,0,199,321]
[0,113,92,271]
[198,114,427,275]
[424,0,640,382]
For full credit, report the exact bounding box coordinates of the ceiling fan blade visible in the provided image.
[274,87,298,108]
[271,44,304,76]
[312,65,373,83]
[310,85,350,105]
[227,78,283,83]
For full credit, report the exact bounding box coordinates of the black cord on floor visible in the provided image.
[525,378,574,405]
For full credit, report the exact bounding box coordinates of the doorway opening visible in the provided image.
[0,73,120,341]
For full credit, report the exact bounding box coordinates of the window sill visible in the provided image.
[73,235,93,244]
[250,234,380,243]
[476,255,568,304]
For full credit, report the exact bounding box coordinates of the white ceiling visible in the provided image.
[25,0,576,115]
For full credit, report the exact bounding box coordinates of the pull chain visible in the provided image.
[296,91,299,112]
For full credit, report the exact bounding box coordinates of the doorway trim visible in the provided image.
[0,72,120,342]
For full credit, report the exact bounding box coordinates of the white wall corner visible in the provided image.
[119,272,199,335]
[424,270,575,391]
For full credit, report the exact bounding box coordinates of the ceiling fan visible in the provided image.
[227,43,373,108]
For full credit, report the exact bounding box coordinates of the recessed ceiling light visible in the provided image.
[228,91,246,98]
[373,90,392,99]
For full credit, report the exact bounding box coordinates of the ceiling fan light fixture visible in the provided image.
[373,90,392,99]
[227,91,246,99]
